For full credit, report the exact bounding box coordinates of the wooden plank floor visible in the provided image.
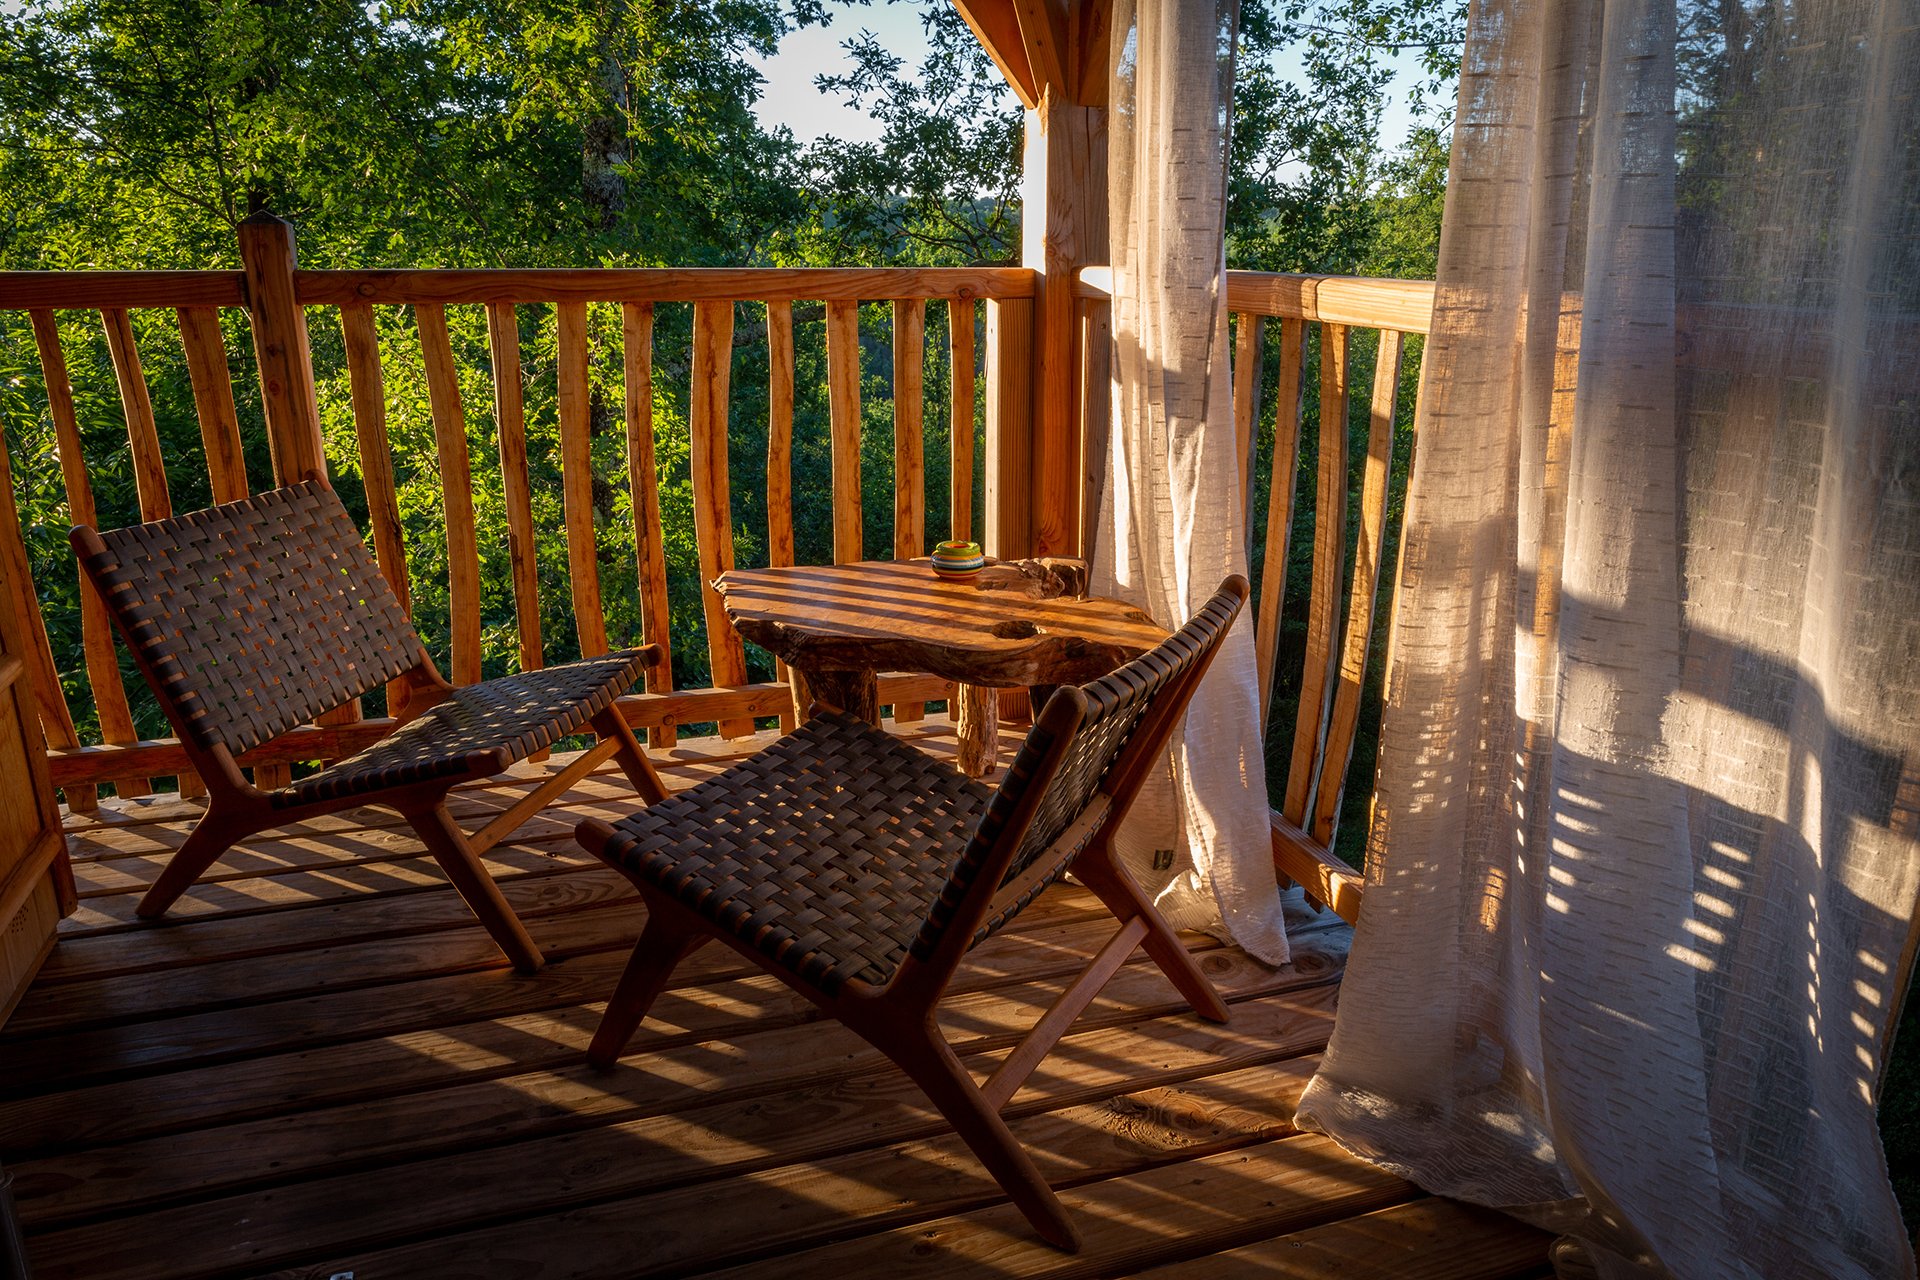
[1,722,1553,1279]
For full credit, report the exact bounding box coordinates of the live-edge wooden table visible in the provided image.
[715,558,1168,777]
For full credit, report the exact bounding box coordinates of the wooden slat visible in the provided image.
[175,308,248,504]
[0,271,244,310]
[695,1134,1411,1280]
[30,311,146,800]
[1283,324,1350,826]
[826,299,864,564]
[415,303,483,686]
[42,676,955,788]
[555,301,609,658]
[893,299,927,723]
[1309,331,1404,846]
[294,267,1036,307]
[1232,314,1264,520]
[985,296,1035,557]
[172,306,243,799]
[488,303,544,676]
[1123,1198,1551,1280]
[949,298,977,542]
[1272,812,1363,925]
[100,309,171,522]
[338,305,415,716]
[766,301,798,734]
[0,411,93,813]
[1077,295,1112,558]
[622,302,676,748]
[1226,273,1435,334]
[690,300,753,738]
[1255,317,1309,727]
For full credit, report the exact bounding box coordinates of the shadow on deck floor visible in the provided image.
[0,721,1551,1279]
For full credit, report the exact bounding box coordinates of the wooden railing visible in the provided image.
[0,217,1036,811]
[1078,268,1436,922]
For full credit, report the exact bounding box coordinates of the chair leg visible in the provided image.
[1072,847,1230,1024]
[885,1021,1081,1251]
[136,809,246,919]
[591,706,669,806]
[588,909,707,1068]
[403,800,544,975]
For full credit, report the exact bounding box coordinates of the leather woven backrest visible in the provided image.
[910,580,1246,960]
[81,480,428,756]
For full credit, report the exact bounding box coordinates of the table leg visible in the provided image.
[955,683,1000,778]
[798,667,880,726]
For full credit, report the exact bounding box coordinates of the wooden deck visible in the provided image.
[0,722,1551,1279]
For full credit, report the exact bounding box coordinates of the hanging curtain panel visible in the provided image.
[1295,0,1920,1276]
[1097,0,1292,964]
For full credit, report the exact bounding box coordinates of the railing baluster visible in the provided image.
[893,299,927,723]
[101,309,172,523]
[416,303,483,686]
[766,301,798,733]
[1310,330,1405,845]
[985,297,1034,559]
[1232,314,1265,525]
[177,308,248,505]
[690,299,753,738]
[555,302,609,659]
[0,412,93,812]
[31,311,147,800]
[486,303,544,678]
[826,299,863,564]
[1077,294,1111,558]
[948,298,976,543]
[172,306,246,798]
[1283,323,1351,827]
[1255,316,1309,728]
[622,302,675,748]
[339,304,416,720]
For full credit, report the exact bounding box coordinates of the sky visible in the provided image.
[749,1,1436,155]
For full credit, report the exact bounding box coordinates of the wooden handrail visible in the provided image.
[294,266,1036,306]
[1076,266,1435,335]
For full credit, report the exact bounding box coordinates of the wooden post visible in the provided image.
[1021,91,1107,560]
[238,213,327,485]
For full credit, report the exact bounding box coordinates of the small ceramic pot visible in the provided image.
[930,540,986,580]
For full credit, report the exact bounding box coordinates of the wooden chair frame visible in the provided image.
[580,577,1250,1249]
[72,485,669,974]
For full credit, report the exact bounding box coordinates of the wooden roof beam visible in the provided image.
[952,0,1041,109]
[1012,0,1071,100]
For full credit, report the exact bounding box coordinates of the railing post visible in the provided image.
[238,212,327,484]
[1021,90,1106,559]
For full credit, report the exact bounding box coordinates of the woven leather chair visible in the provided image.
[72,479,669,973]
[578,575,1251,1250]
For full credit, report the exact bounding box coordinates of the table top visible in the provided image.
[715,559,1168,688]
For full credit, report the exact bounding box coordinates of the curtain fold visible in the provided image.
[1295,0,1920,1275]
[1099,0,1290,965]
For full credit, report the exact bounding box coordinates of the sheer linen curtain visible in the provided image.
[1295,0,1920,1275]
[1096,0,1290,965]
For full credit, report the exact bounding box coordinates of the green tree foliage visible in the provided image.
[0,0,1459,754]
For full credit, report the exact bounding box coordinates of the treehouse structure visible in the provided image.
[0,2,1559,1275]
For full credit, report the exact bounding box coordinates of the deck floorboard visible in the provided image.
[3,723,1551,1279]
